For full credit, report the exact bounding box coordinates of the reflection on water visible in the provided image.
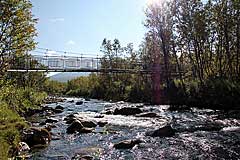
[29,98,240,160]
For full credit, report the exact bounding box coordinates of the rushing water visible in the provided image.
[28,98,240,160]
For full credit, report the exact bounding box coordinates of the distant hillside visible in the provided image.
[49,72,89,82]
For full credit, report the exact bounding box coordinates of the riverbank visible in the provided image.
[44,76,240,111]
[18,97,240,159]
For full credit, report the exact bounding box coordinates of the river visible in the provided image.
[27,98,240,160]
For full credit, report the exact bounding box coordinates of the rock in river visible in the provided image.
[76,101,84,105]
[113,107,143,116]
[18,142,30,153]
[80,119,97,128]
[114,139,142,149]
[146,125,175,137]
[67,120,84,134]
[97,121,108,127]
[53,108,64,114]
[67,120,94,134]
[135,112,159,118]
[45,118,58,123]
[55,105,64,110]
[72,154,93,160]
[23,127,51,147]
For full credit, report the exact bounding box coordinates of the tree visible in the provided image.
[0,0,37,76]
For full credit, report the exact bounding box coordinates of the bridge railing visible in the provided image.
[9,55,182,75]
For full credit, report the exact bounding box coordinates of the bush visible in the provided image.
[0,102,26,158]
[0,85,47,114]
[0,82,46,158]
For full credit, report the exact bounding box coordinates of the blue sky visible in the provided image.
[31,0,148,56]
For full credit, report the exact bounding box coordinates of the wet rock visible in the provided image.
[53,109,64,113]
[116,101,125,104]
[45,118,58,123]
[94,114,104,118]
[68,100,75,103]
[67,120,94,134]
[51,132,61,140]
[135,112,159,118]
[65,117,78,124]
[101,109,113,115]
[45,124,57,132]
[67,120,84,134]
[66,113,78,118]
[80,120,97,128]
[78,128,94,134]
[76,101,84,105]
[55,105,64,110]
[39,121,46,126]
[114,139,142,149]
[64,118,78,124]
[42,106,53,111]
[147,125,175,137]
[97,121,108,127]
[64,114,83,124]
[45,111,53,116]
[135,104,144,108]
[72,147,102,160]
[72,154,93,160]
[23,127,51,147]
[113,107,143,116]
[18,142,30,152]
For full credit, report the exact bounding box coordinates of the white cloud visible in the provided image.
[50,18,65,22]
[66,40,76,45]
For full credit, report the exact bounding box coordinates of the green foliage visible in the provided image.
[0,84,47,114]
[0,82,46,158]
[0,102,26,159]
[0,0,37,75]
[44,79,67,95]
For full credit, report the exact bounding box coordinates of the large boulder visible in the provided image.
[23,127,51,147]
[55,105,64,110]
[67,120,84,134]
[78,128,94,134]
[66,120,94,134]
[146,125,175,137]
[114,139,142,149]
[80,120,97,128]
[113,107,143,116]
[64,114,83,124]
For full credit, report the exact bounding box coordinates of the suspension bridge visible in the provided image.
[7,48,181,75]
[7,47,185,104]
